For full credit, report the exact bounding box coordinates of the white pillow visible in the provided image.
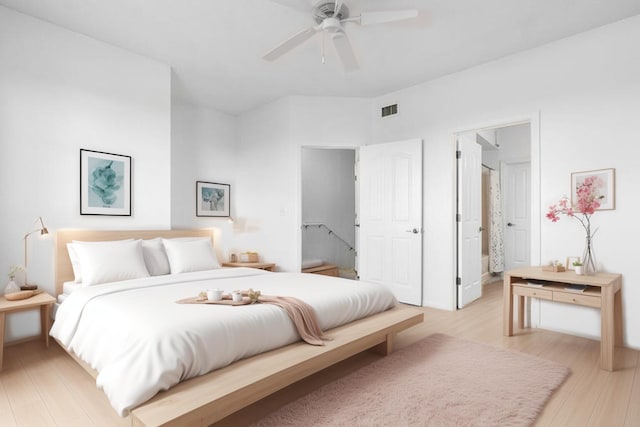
[162,238,220,274]
[73,240,150,286]
[141,238,171,276]
[67,243,82,283]
[68,239,134,283]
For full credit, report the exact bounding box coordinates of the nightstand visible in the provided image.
[302,263,339,277]
[0,291,55,371]
[222,262,276,272]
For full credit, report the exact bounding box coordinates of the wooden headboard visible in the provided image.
[55,229,214,295]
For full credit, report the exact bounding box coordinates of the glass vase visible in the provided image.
[582,234,597,275]
[4,280,20,295]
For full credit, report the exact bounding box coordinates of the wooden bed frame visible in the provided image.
[54,229,424,426]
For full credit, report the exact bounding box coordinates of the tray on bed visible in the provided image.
[176,296,254,306]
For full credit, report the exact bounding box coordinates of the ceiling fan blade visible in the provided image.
[331,31,358,72]
[358,9,419,26]
[263,26,318,61]
[334,0,343,15]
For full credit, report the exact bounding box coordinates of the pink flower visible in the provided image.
[547,175,603,237]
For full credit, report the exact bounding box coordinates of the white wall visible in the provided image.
[234,98,295,270]
[496,123,531,161]
[371,15,640,348]
[170,102,237,261]
[0,6,171,341]
[236,96,370,272]
[301,148,356,270]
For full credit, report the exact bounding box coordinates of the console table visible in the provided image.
[503,266,622,371]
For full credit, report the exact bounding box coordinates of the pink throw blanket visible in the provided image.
[258,294,331,346]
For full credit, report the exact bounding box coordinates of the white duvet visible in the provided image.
[50,268,396,416]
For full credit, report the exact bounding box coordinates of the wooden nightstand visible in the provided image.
[302,263,339,277]
[0,291,55,371]
[222,262,276,272]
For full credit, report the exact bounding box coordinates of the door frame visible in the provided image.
[297,145,358,272]
[451,112,541,309]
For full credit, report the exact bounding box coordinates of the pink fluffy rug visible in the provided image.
[253,333,569,426]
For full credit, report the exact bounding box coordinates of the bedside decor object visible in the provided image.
[80,149,132,216]
[196,181,230,217]
[23,216,49,289]
[4,290,38,301]
[5,264,23,294]
[547,174,606,275]
[4,281,20,295]
[239,251,259,263]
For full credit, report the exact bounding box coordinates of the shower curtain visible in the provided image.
[489,169,505,273]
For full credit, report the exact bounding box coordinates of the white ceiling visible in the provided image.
[2,0,639,115]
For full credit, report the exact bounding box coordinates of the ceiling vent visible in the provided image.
[381,104,398,117]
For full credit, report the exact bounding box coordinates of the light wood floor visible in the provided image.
[1,280,638,426]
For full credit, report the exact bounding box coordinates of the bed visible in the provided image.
[52,229,423,426]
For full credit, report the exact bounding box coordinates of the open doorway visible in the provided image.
[300,147,357,278]
[456,122,532,308]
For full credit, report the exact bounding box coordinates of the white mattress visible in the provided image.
[50,268,396,416]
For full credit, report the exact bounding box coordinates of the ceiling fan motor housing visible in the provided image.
[314,2,349,23]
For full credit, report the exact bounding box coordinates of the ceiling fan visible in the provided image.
[264,0,418,71]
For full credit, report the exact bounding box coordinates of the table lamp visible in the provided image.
[23,216,48,290]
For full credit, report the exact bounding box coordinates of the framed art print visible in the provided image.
[80,149,131,216]
[571,168,615,211]
[565,256,581,271]
[196,181,230,217]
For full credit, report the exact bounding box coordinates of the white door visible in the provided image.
[504,162,531,270]
[359,139,423,305]
[457,136,482,308]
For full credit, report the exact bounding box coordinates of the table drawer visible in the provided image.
[553,291,601,308]
[512,286,553,300]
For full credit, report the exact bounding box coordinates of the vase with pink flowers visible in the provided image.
[546,175,604,275]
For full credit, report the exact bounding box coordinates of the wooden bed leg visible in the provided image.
[370,333,394,356]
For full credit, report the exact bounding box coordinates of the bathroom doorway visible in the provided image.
[457,121,532,307]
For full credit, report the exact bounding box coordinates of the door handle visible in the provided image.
[405,228,419,234]
[507,222,516,227]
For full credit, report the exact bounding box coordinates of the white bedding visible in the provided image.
[50,268,396,416]
[57,281,82,303]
